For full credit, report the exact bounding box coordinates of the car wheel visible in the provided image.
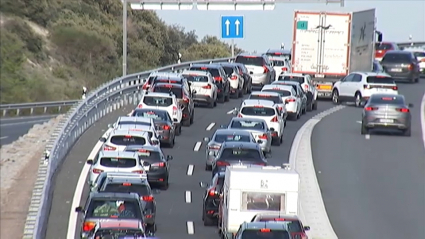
[272,137,281,146]
[168,137,175,148]
[238,88,243,98]
[218,94,225,103]
[403,127,411,136]
[209,100,214,108]
[302,105,307,114]
[190,110,194,124]
[332,89,340,105]
[161,177,169,190]
[355,92,362,107]
[203,215,216,226]
[225,92,230,102]
[205,164,212,171]
[312,101,318,110]
[176,125,182,136]
[361,123,368,135]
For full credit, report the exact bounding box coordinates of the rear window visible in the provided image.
[369,96,404,105]
[221,148,261,160]
[230,120,266,130]
[241,106,275,116]
[222,66,235,75]
[153,86,183,98]
[214,134,251,143]
[413,52,425,58]
[266,52,291,59]
[134,149,161,162]
[94,229,144,238]
[100,157,137,168]
[366,76,395,84]
[183,74,209,82]
[271,60,286,66]
[102,183,150,196]
[242,192,285,211]
[257,219,303,232]
[110,136,146,146]
[132,110,169,121]
[117,121,150,127]
[190,67,220,77]
[241,230,290,239]
[235,56,264,66]
[142,96,172,107]
[86,199,141,219]
[249,94,281,104]
[153,78,182,85]
[382,53,411,63]
[262,89,292,97]
[278,76,304,84]
[375,43,394,50]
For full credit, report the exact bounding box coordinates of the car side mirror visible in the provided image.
[303,226,310,231]
[269,127,275,132]
[99,137,106,143]
[199,182,209,188]
[86,159,94,165]
[75,206,84,213]
[203,137,210,142]
[257,139,263,144]
[249,71,254,74]
[173,118,178,122]
[232,108,239,115]
[166,155,173,161]
[408,103,414,108]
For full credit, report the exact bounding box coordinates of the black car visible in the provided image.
[151,82,195,126]
[211,141,267,177]
[125,145,173,189]
[233,62,253,94]
[199,172,225,226]
[95,173,158,230]
[380,50,420,83]
[131,108,177,145]
[189,64,231,103]
[75,192,148,238]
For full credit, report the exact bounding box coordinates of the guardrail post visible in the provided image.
[30,108,34,115]
[58,106,62,112]
[3,109,6,117]
[44,107,47,114]
[16,109,20,116]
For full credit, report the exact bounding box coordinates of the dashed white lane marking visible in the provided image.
[193,141,202,151]
[365,134,370,140]
[226,109,234,114]
[187,164,194,176]
[206,122,215,131]
[186,221,195,234]
[356,120,362,124]
[185,191,192,203]
[0,136,8,140]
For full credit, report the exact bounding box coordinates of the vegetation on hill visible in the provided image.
[0,0,242,104]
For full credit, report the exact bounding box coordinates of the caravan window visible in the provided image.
[241,192,285,211]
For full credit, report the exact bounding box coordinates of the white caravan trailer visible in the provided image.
[219,164,299,239]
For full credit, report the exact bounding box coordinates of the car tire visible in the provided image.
[361,124,368,135]
[161,177,169,190]
[238,88,243,98]
[176,125,182,136]
[312,101,318,110]
[355,92,362,107]
[302,105,307,114]
[190,110,194,124]
[218,95,225,103]
[272,137,281,146]
[332,89,340,105]
[168,137,175,148]
[205,164,212,171]
[183,119,190,127]
[225,92,230,102]
[403,127,411,136]
[208,100,214,108]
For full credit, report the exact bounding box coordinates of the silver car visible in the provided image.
[203,129,258,171]
[235,53,275,90]
[361,94,413,136]
[226,117,272,154]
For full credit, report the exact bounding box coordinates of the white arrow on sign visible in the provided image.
[225,19,230,36]
[235,19,240,36]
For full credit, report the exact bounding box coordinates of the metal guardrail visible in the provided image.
[397,41,425,49]
[1,100,78,116]
[22,56,234,239]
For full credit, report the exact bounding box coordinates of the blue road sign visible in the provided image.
[221,16,244,39]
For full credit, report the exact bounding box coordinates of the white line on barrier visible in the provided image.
[421,93,425,149]
[0,136,8,140]
[187,221,195,234]
[193,142,202,151]
[226,109,235,114]
[365,134,370,140]
[206,122,215,131]
[0,119,49,127]
[185,191,192,203]
[187,165,194,176]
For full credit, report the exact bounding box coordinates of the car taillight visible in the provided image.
[208,145,220,150]
[83,222,96,232]
[278,106,283,111]
[263,66,269,73]
[172,106,177,115]
[208,189,217,196]
[237,113,242,118]
[365,107,378,111]
[92,168,103,174]
[152,162,165,167]
[281,67,288,71]
[285,98,296,103]
[132,170,144,174]
[137,104,143,108]
[396,108,409,113]
[259,134,268,139]
[216,161,230,166]
[255,163,266,166]
[392,86,398,90]
[183,97,189,103]
[408,64,414,70]
[142,196,154,202]
[230,75,237,80]
[304,84,309,90]
[202,84,212,89]
[214,76,223,81]
[142,83,149,90]
[103,145,116,151]
[271,116,278,122]
[421,58,425,62]
[163,125,171,130]
[239,70,243,75]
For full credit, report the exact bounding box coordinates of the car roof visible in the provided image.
[369,94,405,101]
[268,57,289,61]
[89,191,140,199]
[275,81,300,86]
[153,83,183,88]
[385,50,411,55]
[403,47,425,52]
[222,141,259,149]
[110,129,150,137]
[98,220,141,229]
[250,91,281,97]
[280,73,305,77]
[117,116,152,123]
[98,150,138,158]
[243,221,290,230]
[242,99,275,107]
[254,212,300,220]
[262,84,293,91]
[353,72,392,77]
[181,70,211,76]
[154,75,184,81]
[214,128,252,135]
[115,124,152,131]
[237,53,265,58]
[143,92,174,98]
[230,117,268,124]
[191,64,222,69]
[125,144,161,152]
[266,49,291,54]
[219,62,238,67]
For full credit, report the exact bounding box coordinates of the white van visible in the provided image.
[219,164,299,239]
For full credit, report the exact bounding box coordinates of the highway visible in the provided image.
[45,95,336,239]
[0,115,56,145]
[312,81,425,238]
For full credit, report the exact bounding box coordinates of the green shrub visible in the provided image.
[3,18,43,54]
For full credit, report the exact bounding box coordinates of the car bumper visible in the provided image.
[385,72,416,81]
[157,130,173,144]
[362,90,398,99]
[147,170,168,183]
[286,103,298,114]
[193,94,214,103]
[205,151,218,166]
[230,87,239,95]
[363,117,410,130]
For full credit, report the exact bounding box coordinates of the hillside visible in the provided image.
[0,0,242,104]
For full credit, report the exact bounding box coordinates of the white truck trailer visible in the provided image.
[291,9,376,98]
[219,165,299,239]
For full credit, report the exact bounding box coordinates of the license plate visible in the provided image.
[376,88,387,92]
[380,119,393,123]
[391,68,402,72]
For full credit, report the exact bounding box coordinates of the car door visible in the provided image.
[275,106,284,134]
[338,74,355,97]
[346,74,362,97]
[292,88,302,113]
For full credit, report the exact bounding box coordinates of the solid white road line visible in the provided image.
[356,120,362,124]
[187,164,194,176]
[185,191,192,203]
[193,141,202,151]
[67,133,107,239]
[0,136,8,140]
[365,134,370,140]
[0,119,49,127]
[421,93,425,149]
[226,109,234,114]
[186,221,195,234]
[206,122,215,131]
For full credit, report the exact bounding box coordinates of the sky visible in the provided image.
[155,0,425,52]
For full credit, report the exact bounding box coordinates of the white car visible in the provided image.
[101,128,159,152]
[233,99,285,145]
[104,116,156,139]
[181,70,218,108]
[137,92,183,127]
[331,72,399,107]
[269,57,291,80]
[248,91,287,124]
[261,84,302,120]
[219,63,245,98]
[86,151,145,185]
[141,72,182,90]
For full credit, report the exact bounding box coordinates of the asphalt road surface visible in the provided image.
[45,94,335,239]
[0,115,56,145]
[312,80,425,239]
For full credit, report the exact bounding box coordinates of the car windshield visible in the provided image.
[230,120,265,130]
[241,106,275,116]
[271,60,285,66]
[262,89,292,97]
[94,229,145,239]
[142,96,172,107]
[102,183,150,196]
[220,148,261,160]
[132,110,168,121]
[278,76,304,84]
[235,56,264,66]
[257,218,303,232]
[366,76,395,84]
[241,230,290,239]
[190,67,220,77]
[413,52,425,58]
[87,199,141,219]
[110,136,146,146]
[100,157,137,168]
[214,134,251,143]
[183,74,209,82]
[382,53,411,63]
[221,66,235,76]
[375,43,394,50]
[249,94,281,104]
[369,96,405,105]
[153,86,183,98]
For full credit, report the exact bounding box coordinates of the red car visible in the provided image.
[251,213,310,239]
[375,42,400,61]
